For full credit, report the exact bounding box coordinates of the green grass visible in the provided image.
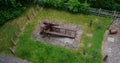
[0,7,38,53]
[0,7,111,63]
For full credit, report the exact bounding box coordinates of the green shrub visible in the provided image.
[37,0,90,13]
[79,0,120,11]
[67,0,80,13]
[0,0,27,25]
[0,0,90,25]
[0,7,26,25]
[79,2,90,14]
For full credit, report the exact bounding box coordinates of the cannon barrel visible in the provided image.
[109,29,118,34]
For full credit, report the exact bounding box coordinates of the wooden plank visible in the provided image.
[45,31,76,38]
[52,26,77,32]
[11,38,17,46]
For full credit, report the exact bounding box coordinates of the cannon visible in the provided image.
[109,29,118,34]
[40,21,76,39]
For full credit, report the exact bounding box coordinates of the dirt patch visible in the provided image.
[86,33,93,37]
[32,19,83,49]
[88,43,92,47]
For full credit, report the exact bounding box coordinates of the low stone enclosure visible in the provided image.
[32,19,83,49]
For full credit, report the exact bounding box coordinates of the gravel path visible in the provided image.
[102,18,120,63]
[0,54,32,63]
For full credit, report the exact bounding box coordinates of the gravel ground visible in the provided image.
[31,19,83,49]
[0,54,32,63]
[102,18,120,63]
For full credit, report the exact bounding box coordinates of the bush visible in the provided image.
[52,0,65,9]
[38,0,90,13]
[79,2,90,14]
[0,7,26,25]
[78,0,120,11]
[0,0,27,25]
[67,0,80,13]
[0,0,90,25]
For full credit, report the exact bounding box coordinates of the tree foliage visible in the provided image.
[67,0,80,12]
[37,0,90,13]
[79,2,90,14]
[1,0,120,25]
[79,0,120,11]
[0,0,27,25]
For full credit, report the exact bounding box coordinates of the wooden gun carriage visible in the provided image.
[40,21,76,39]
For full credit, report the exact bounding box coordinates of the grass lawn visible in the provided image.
[0,7,37,53]
[0,7,111,63]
